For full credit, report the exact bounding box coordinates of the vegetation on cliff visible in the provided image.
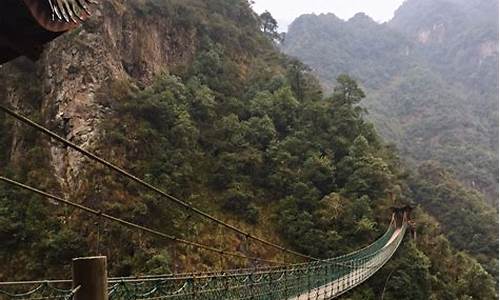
[283,0,499,205]
[0,0,496,299]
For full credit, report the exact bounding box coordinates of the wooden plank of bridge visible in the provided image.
[72,256,108,300]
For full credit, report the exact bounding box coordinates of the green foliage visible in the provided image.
[338,136,393,200]
[259,11,282,43]
[342,207,498,300]
[222,184,258,224]
[382,242,433,300]
[283,4,498,292]
[410,162,499,277]
[0,185,88,279]
[285,59,323,102]
[0,1,496,298]
[144,250,172,275]
[99,63,389,260]
[283,2,499,205]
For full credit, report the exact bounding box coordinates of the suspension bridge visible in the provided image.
[0,104,411,300]
[0,219,408,300]
[0,3,412,298]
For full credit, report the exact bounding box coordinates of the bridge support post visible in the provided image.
[72,256,108,300]
[391,205,414,228]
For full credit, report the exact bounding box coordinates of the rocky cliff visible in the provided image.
[1,0,197,193]
[0,2,497,298]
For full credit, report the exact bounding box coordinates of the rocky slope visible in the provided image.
[1,1,198,194]
[0,1,497,298]
[0,0,297,278]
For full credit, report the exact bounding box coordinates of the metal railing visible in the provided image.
[0,223,407,300]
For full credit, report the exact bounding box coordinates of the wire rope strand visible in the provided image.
[0,175,284,265]
[0,104,318,262]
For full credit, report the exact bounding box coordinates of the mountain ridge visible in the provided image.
[283,0,499,204]
[0,1,497,298]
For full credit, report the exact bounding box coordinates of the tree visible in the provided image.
[286,59,323,102]
[332,74,366,106]
[260,11,282,42]
[338,136,393,200]
[382,242,433,300]
[222,184,259,224]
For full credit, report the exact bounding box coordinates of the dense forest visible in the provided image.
[0,0,497,299]
[283,0,499,206]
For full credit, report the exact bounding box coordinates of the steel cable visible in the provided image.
[0,224,407,300]
[0,176,284,265]
[0,104,318,262]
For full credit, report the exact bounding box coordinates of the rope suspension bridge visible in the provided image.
[0,219,408,300]
[0,105,412,300]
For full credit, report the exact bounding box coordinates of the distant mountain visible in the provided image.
[0,0,497,296]
[284,13,412,90]
[283,0,499,204]
[390,0,499,98]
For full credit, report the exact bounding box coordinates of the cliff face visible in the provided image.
[0,2,497,296]
[389,0,499,96]
[1,0,197,193]
[1,0,295,278]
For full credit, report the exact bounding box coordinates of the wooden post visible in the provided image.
[72,256,108,300]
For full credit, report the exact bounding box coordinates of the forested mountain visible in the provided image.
[283,0,499,205]
[0,0,497,299]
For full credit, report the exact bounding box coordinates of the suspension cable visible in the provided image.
[0,176,284,265]
[0,104,318,261]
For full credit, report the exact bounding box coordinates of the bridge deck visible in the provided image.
[291,228,403,300]
[0,224,407,300]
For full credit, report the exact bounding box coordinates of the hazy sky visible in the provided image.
[252,0,406,31]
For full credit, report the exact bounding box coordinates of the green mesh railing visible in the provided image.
[0,282,80,300]
[105,223,407,300]
[0,223,406,300]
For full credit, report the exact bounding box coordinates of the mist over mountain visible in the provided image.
[390,0,498,97]
[0,0,497,298]
[283,0,499,205]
